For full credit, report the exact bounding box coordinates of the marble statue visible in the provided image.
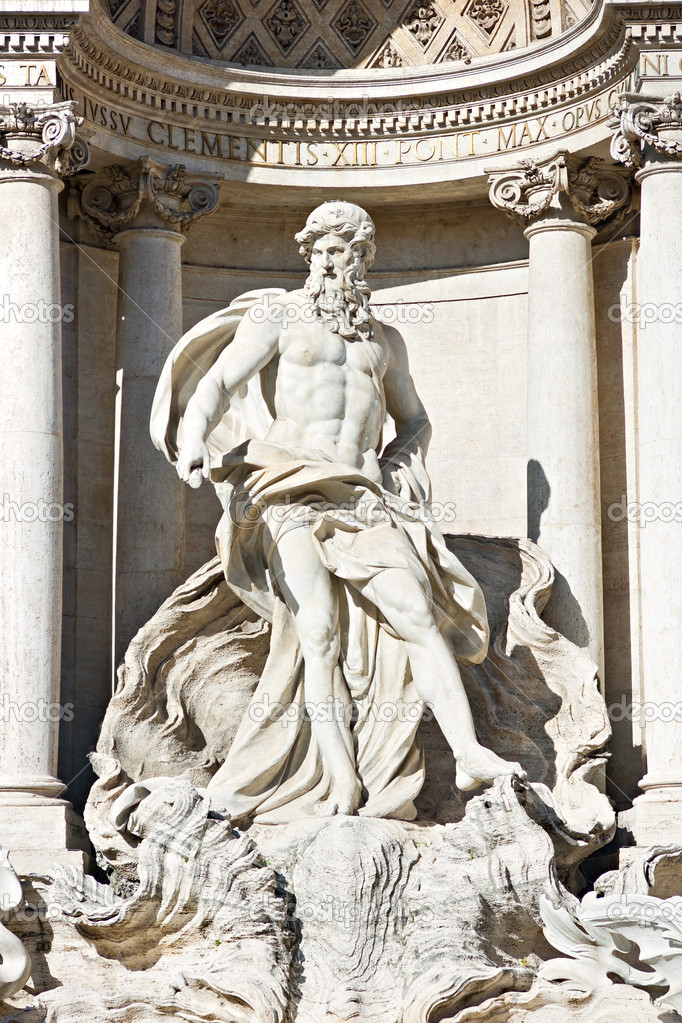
[24,283,626,1021]
[14,203,635,1023]
[149,200,525,823]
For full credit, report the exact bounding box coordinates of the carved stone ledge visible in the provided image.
[0,102,88,176]
[69,157,220,243]
[487,150,633,227]
[610,92,682,169]
[61,7,633,144]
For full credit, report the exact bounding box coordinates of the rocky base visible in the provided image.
[1,776,681,1023]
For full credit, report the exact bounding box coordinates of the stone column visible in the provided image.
[73,160,219,666]
[489,153,631,678]
[0,103,92,867]
[611,95,682,843]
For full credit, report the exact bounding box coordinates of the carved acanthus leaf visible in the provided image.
[467,0,506,34]
[610,92,682,169]
[488,151,632,226]
[371,38,404,67]
[334,0,376,54]
[402,1,444,49]
[0,102,88,174]
[70,157,220,241]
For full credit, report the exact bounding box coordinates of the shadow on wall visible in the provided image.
[526,457,590,652]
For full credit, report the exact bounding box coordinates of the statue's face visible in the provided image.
[309,232,355,283]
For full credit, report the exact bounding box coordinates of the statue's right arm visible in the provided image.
[176,302,281,484]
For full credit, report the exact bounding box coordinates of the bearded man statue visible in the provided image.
[148,200,525,824]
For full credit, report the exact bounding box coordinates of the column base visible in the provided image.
[615,843,682,898]
[619,784,682,848]
[0,774,66,800]
[0,793,92,875]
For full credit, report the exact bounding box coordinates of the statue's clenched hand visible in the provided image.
[176,440,211,488]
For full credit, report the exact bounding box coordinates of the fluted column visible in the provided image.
[0,103,88,807]
[611,95,682,842]
[72,160,219,666]
[489,153,631,680]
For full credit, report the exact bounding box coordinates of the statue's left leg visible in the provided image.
[271,524,362,816]
[357,567,526,791]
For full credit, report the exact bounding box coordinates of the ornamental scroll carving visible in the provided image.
[610,92,682,169]
[69,157,220,243]
[0,102,88,175]
[488,150,632,226]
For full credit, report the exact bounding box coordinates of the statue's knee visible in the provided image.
[377,572,432,623]
[298,616,339,660]
[411,601,436,633]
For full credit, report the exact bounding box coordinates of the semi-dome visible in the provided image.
[104,0,592,70]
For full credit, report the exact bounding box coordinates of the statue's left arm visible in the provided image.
[380,325,433,502]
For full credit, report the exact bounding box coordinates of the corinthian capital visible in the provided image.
[487,151,632,227]
[70,157,220,243]
[610,92,682,169]
[0,102,88,176]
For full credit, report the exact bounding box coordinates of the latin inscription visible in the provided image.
[60,80,632,169]
[0,62,56,88]
[638,51,682,79]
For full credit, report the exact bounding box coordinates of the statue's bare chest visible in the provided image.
[279,321,386,378]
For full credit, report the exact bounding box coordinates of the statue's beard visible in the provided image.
[304,262,372,341]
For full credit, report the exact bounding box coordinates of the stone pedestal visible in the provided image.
[73,160,219,667]
[1,800,91,875]
[488,152,631,680]
[611,96,682,845]
[0,103,89,870]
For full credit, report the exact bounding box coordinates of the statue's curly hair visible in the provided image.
[295,201,376,270]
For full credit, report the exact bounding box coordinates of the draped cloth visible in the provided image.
[151,291,490,824]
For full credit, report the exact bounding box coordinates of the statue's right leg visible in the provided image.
[358,565,526,792]
[271,525,361,816]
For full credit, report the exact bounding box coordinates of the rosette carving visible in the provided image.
[70,157,220,242]
[488,150,632,226]
[610,92,682,169]
[0,101,88,175]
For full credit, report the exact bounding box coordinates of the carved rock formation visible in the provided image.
[0,848,31,1001]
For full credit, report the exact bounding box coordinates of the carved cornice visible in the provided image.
[0,11,85,54]
[488,150,632,225]
[46,0,682,186]
[69,156,220,241]
[58,0,635,140]
[610,92,682,168]
[0,102,89,175]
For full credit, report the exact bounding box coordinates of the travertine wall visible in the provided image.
[59,239,118,810]
[593,236,643,809]
[57,198,639,810]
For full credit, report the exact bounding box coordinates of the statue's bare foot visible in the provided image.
[455,743,526,792]
[314,780,361,818]
[197,787,232,817]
